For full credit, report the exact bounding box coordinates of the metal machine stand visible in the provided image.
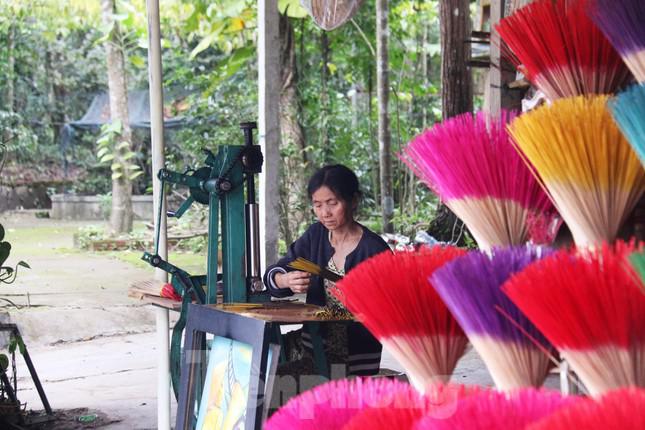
[142,121,268,397]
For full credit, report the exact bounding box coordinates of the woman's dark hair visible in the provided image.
[307,164,361,204]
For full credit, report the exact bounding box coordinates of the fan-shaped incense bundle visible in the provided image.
[287,257,343,282]
[264,377,411,430]
[343,383,483,430]
[508,95,645,248]
[401,110,555,251]
[496,0,632,101]
[610,83,645,166]
[415,388,578,430]
[588,0,645,83]
[431,247,554,391]
[503,242,645,396]
[529,387,645,430]
[334,247,468,393]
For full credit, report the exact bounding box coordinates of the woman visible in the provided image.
[263,164,391,377]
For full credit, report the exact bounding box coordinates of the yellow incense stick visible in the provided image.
[509,95,641,188]
[287,257,343,282]
[508,95,645,247]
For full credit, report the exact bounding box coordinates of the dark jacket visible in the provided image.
[263,221,391,375]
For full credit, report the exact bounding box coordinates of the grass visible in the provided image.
[4,225,80,258]
[4,220,208,275]
[110,249,207,275]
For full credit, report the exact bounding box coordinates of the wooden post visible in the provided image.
[258,0,281,270]
[488,0,523,115]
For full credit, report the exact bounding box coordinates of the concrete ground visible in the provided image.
[1,211,559,429]
[2,213,165,429]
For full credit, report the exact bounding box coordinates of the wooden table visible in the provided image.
[208,302,349,322]
[129,282,353,419]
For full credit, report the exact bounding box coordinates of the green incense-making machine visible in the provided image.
[142,121,269,396]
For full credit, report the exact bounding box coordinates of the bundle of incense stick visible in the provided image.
[529,387,645,430]
[416,389,578,430]
[334,247,468,393]
[343,383,484,430]
[588,0,645,83]
[503,242,645,396]
[264,377,413,430]
[508,95,645,248]
[287,257,343,282]
[610,83,645,166]
[431,246,555,391]
[401,110,556,251]
[496,0,632,102]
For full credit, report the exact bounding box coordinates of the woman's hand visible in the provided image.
[274,270,311,293]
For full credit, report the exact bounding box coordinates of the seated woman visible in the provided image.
[263,164,390,377]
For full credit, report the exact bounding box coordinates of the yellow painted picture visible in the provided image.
[195,336,253,430]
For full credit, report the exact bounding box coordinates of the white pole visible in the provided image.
[258,0,281,271]
[155,307,170,429]
[145,1,170,429]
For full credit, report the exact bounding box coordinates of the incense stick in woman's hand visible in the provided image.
[287,257,343,283]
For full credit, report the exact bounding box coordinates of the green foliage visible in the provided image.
[278,0,308,18]
[180,236,208,254]
[8,332,26,356]
[287,0,443,235]
[0,111,38,160]
[74,225,106,250]
[391,192,438,237]
[0,223,30,286]
[99,193,113,219]
[96,121,143,181]
[0,1,106,170]
[0,353,8,371]
[2,0,447,242]
[75,223,148,249]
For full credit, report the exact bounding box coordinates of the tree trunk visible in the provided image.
[101,0,133,234]
[367,67,379,207]
[320,31,331,162]
[376,0,393,233]
[279,13,309,246]
[46,48,67,146]
[4,23,15,145]
[439,0,473,118]
[6,23,14,114]
[421,21,429,128]
[429,0,473,244]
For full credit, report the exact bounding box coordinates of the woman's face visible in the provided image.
[311,186,353,231]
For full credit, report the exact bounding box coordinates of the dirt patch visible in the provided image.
[20,408,121,429]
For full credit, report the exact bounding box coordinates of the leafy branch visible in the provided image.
[96,120,142,181]
[0,224,30,287]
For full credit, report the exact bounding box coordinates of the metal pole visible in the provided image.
[155,307,170,429]
[241,122,263,292]
[145,1,170,429]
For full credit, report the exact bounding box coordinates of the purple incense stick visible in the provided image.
[431,246,552,346]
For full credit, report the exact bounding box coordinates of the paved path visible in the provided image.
[2,213,165,428]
